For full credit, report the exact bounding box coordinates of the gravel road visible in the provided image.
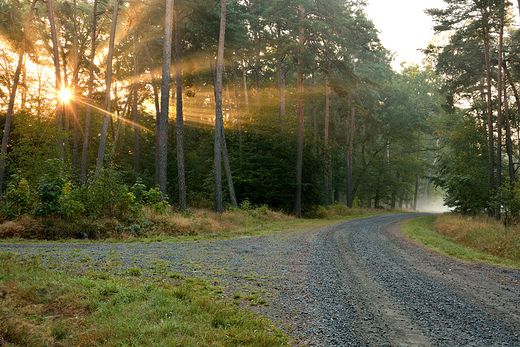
[2,213,520,346]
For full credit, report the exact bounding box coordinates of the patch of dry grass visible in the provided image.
[433,213,520,261]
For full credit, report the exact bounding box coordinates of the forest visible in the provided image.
[0,0,517,225]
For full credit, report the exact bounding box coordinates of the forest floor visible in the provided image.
[1,213,520,345]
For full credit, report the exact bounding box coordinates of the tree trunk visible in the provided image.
[81,0,98,183]
[108,90,132,164]
[156,0,174,195]
[231,59,243,164]
[175,4,187,211]
[133,33,139,175]
[242,60,250,115]
[0,0,38,193]
[96,0,120,172]
[48,0,64,158]
[214,0,227,213]
[277,30,286,132]
[496,10,504,220]
[294,4,305,217]
[142,38,160,119]
[346,106,355,208]
[72,0,79,178]
[312,71,318,159]
[504,82,514,182]
[324,74,333,205]
[413,177,419,211]
[482,8,494,216]
[62,50,70,141]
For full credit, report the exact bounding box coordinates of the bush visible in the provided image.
[34,159,68,217]
[80,168,136,219]
[58,182,85,222]
[2,173,34,219]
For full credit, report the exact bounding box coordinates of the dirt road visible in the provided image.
[2,213,519,346]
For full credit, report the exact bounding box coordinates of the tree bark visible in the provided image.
[81,0,98,183]
[294,4,305,217]
[242,60,250,115]
[496,10,504,219]
[48,0,64,158]
[0,0,38,193]
[277,30,286,132]
[482,8,494,216]
[96,0,120,172]
[156,0,174,195]
[133,33,139,175]
[142,38,161,118]
[324,74,333,205]
[346,106,355,208]
[175,4,187,211]
[72,0,79,178]
[214,0,227,212]
[504,82,514,182]
[230,59,243,164]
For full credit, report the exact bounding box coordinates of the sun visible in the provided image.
[58,89,72,103]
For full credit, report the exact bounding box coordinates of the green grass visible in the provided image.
[0,253,289,346]
[401,215,520,269]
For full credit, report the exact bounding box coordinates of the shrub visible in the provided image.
[34,159,69,217]
[2,173,34,219]
[80,168,136,219]
[58,182,85,222]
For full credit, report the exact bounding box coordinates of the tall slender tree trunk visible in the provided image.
[0,0,38,193]
[175,4,187,211]
[72,0,79,178]
[346,106,355,208]
[231,59,243,163]
[242,60,250,115]
[496,11,504,220]
[324,74,333,205]
[62,51,70,140]
[133,33,139,175]
[214,0,227,212]
[294,4,305,217]
[142,38,160,119]
[312,71,318,159]
[157,0,174,195]
[96,0,120,172]
[81,0,98,183]
[277,31,286,132]
[482,8,494,216]
[108,90,132,164]
[48,0,64,158]
[504,82,515,182]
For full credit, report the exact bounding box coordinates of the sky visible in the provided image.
[364,0,447,71]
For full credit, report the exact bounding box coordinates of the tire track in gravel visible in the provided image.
[1,213,520,346]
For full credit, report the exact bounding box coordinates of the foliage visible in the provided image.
[34,159,69,217]
[433,112,489,214]
[80,167,136,220]
[497,182,520,227]
[1,173,34,219]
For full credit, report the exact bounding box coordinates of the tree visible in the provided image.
[214,0,227,213]
[96,0,121,172]
[0,0,38,193]
[156,0,174,196]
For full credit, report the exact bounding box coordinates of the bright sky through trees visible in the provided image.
[364,0,447,70]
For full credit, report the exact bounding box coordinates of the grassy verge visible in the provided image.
[401,214,520,269]
[0,253,289,346]
[0,204,390,243]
